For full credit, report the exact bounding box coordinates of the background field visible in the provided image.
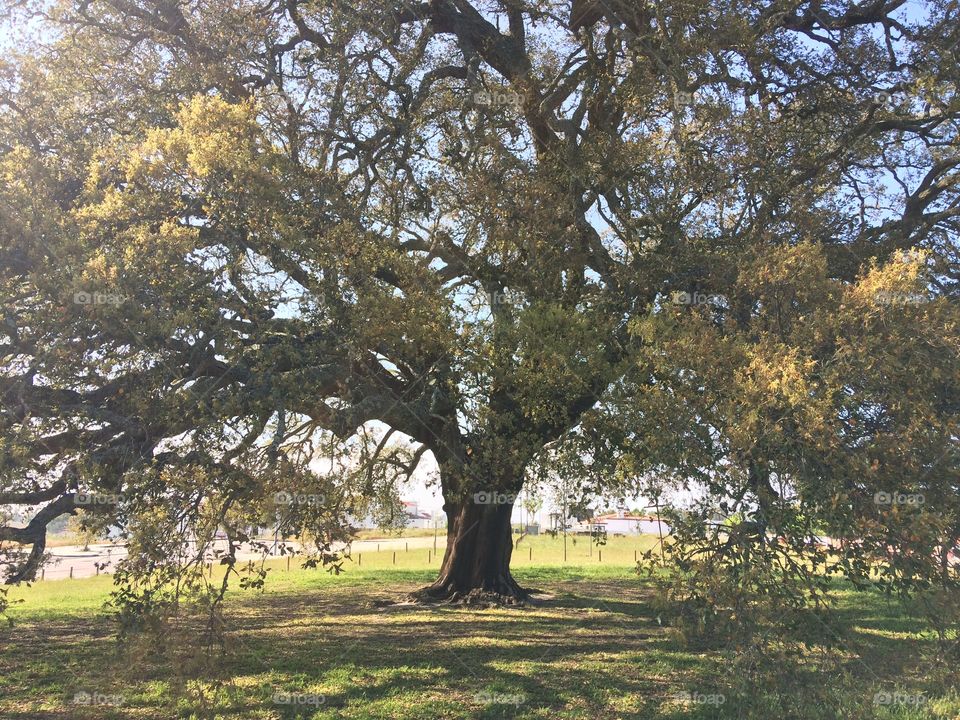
[1,535,956,720]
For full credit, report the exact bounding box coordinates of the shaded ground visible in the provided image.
[0,564,955,719]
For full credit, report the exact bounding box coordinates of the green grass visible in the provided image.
[1,535,956,720]
[5,535,661,619]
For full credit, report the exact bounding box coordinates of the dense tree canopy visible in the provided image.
[0,0,957,604]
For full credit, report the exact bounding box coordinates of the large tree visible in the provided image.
[1,0,958,602]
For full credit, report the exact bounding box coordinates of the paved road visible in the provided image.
[39,536,439,581]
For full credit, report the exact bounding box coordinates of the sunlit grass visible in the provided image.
[1,534,957,719]
[6,534,658,619]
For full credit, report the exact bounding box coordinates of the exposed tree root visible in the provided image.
[410,579,532,607]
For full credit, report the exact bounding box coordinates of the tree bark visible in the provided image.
[413,495,528,604]
[5,534,46,584]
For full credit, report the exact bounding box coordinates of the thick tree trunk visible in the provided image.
[5,534,45,584]
[413,496,528,604]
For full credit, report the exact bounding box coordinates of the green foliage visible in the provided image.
[0,0,957,626]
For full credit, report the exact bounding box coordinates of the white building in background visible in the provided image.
[346,500,437,530]
[571,512,670,536]
[402,501,434,529]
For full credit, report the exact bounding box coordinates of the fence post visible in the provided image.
[287,555,291,571]
[393,551,396,565]
[358,553,361,566]
[599,550,602,562]
[529,547,532,561]
[69,566,73,579]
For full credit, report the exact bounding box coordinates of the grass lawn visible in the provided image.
[0,535,955,720]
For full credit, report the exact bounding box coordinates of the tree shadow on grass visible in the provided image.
[0,577,943,720]
[208,581,729,719]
